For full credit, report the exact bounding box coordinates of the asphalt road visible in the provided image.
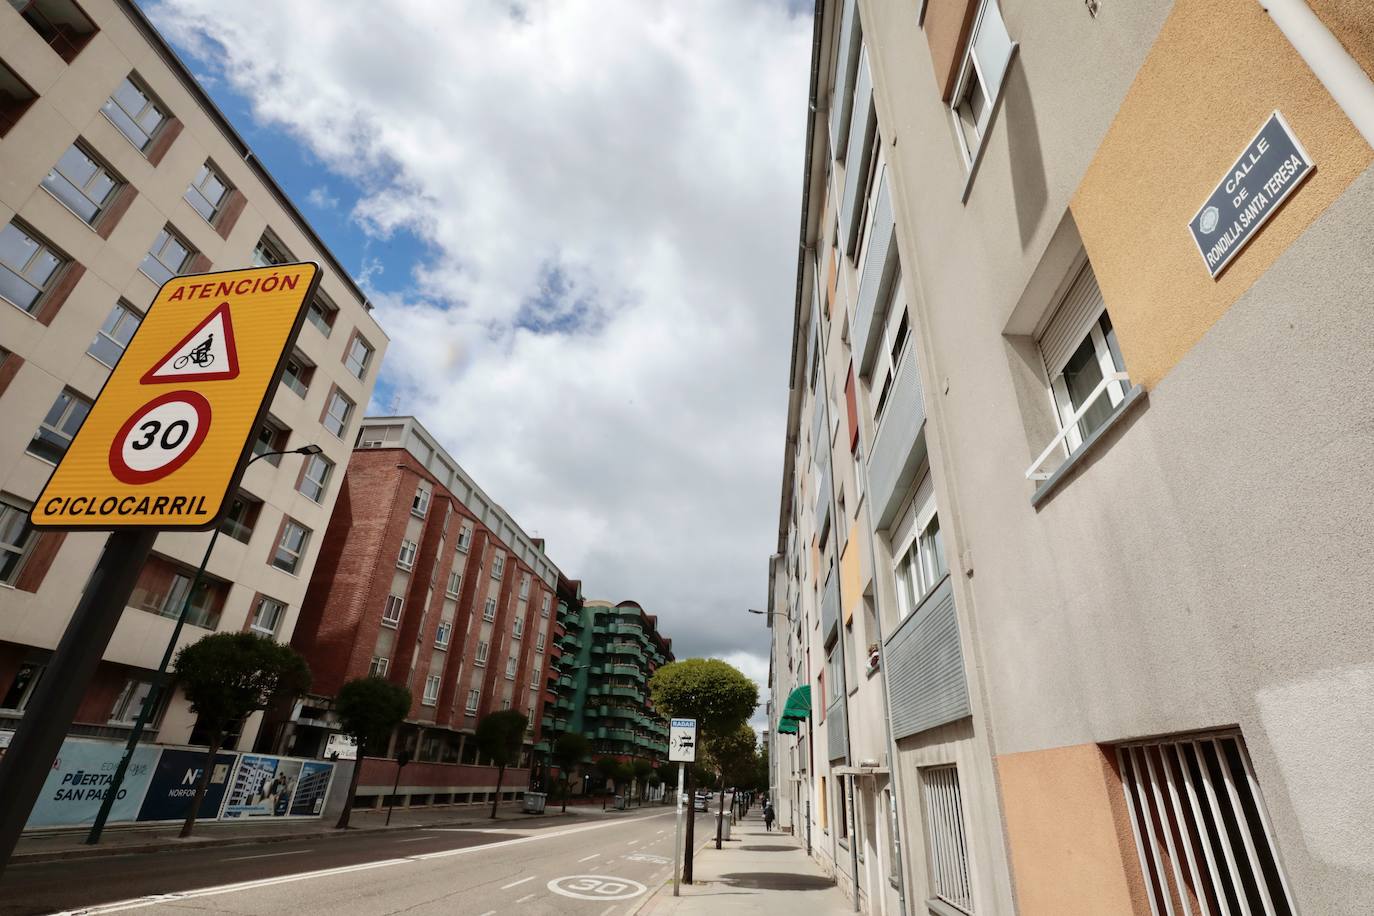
[1,807,722,915]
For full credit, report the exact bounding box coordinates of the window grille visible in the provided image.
[921,765,974,914]
[1118,733,1296,916]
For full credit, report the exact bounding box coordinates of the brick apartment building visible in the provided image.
[284,416,562,807]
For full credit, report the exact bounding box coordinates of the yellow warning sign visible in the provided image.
[31,263,320,529]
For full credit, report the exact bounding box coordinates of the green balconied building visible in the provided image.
[538,589,673,769]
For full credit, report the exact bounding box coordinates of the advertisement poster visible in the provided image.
[222,754,303,818]
[137,747,238,822]
[289,761,335,816]
[25,738,158,828]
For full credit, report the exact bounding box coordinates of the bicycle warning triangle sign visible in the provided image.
[140,302,240,384]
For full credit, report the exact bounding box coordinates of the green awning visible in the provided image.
[780,685,811,722]
[776,718,799,735]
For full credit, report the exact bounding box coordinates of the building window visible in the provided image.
[251,417,289,465]
[139,225,194,285]
[271,518,310,574]
[483,597,497,621]
[369,656,389,677]
[949,0,1015,176]
[344,333,373,379]
[397,539,418,571]
[1118,733,1297,916]
[836,775,850,842]
[465,688,480,712]
[130,559,224,629]
[491,554,505,580]
[920,765,974,914]
[87,301,141,368]
[412,484,431,518]
[505,656,517,679]
[1035,261,1129,463]
[102,74,167,152]
[435,620,452,648]
[519,575,530,599]
[535,633,546,652]
[892,468,946,621]
[870,272,910,427]
[421,675,441,706]
[281,351,313,397]
[28,387,91,463]
[184,161,230,223]
[512,616,524,638]
[219,492,259,543]
[307,296,335,336]
[42,142,121,225]
[249,595,286,636]
[251,232,291,267]
[457,522,473,551]
[1,662,44,711]
[540,595,550,618]
[323,388,354,439]
[446,568,462,598]
[381,594,404,628]
[0,221,65,314]
[11,0,98,63]
[109,679,154,726]
[0,495,37,585]
[475,641,489,665]
[298,453,333,503]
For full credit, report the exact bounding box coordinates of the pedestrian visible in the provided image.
[763,801,775,831]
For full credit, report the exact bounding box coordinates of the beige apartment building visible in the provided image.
[0,0,385,751]
[770,1,1373,915]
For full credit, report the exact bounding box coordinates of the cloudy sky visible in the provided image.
[144,1,812,720]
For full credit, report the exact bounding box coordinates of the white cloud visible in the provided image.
[148,0,808,691]
[306,185,339,210]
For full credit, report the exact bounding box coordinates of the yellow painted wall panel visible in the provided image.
[996,744,1151,916]
[839,521,861,624]
[1071,0,1373,391]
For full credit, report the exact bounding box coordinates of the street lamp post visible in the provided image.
[85,444,324,844]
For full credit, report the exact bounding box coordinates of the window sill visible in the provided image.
[380,619,400,629]
[958,44,1020,205]
[1031,384,1147,509]
[3,295,42,319]
[40,186,103,234]
[927,899,970,916]
[100,109,156,158]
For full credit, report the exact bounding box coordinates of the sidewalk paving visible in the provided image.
[13,797,667,864]
[635,810,851,916]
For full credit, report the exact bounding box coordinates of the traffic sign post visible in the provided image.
[669,717,696,897]
[0,264,320,876]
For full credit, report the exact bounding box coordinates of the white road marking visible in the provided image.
[578,853,600,862]
[515,893,535,903]
[599,907,617,916]
[59,813,675,913]
[478,911,496,916]
[501,876,535,890]
[626,839,638,845]
[547,876,647,901]
[395,836,434,843]
[222,849,313,861]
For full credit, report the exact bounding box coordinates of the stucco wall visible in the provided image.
[997,743,1150,916]
[1073,0,1374,391]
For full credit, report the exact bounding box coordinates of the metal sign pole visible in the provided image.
[673,761,685,897]
[0,529,156,877]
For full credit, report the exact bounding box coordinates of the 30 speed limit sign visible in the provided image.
[31,264,320,529]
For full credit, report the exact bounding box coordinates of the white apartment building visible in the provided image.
[0,0,386,751]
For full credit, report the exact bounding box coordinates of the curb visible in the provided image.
[627,835,714,916]
[11,808,583,865]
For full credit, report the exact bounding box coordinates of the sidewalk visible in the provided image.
[636,810,851,916]
[12,797,654,864]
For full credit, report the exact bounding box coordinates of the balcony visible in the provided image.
[820,568,840,647]
[850,168,896,375]
[828,0,860,158]
[883,575,970,740]
[815,460,831,535]
[826,695,848,763]
[838,52,874,254]
[867,344,928,527]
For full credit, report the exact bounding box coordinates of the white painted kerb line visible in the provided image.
[222,849,314,861]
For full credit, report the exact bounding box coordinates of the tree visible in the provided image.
[173,633,311,838]
[705,724,759,848]
[475,710,528,818]
[334,676,412,829]
[649,659,758,883]
[552,732,590,813]
[631,758,654,806]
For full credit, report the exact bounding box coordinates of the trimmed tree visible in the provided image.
[648,659,758,883]
[172,633,311,838]
[334,676,412,829]
[552,731,590,813]
[475,710,528,818]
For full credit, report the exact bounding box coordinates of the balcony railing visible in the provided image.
[1025,371,1131,481]
[867,343,927,526]
[883,575,970,740]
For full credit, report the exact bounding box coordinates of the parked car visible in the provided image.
[694,791,710,811]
